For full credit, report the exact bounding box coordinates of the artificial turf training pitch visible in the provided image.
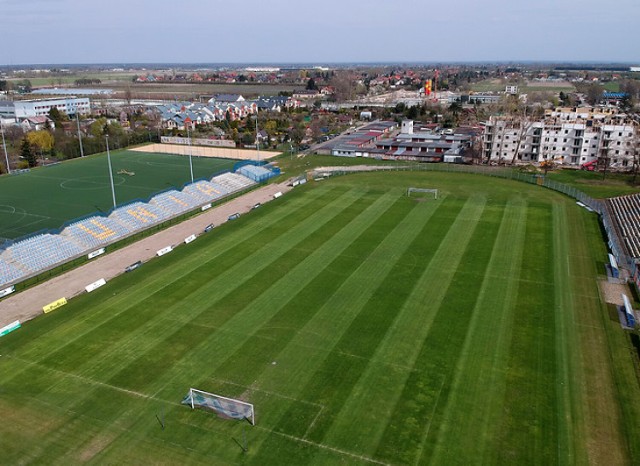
[0,149,236,240]
[1,171,639,465]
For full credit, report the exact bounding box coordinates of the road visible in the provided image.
[0,181,292,329]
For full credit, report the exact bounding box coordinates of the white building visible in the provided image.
[0,97,90,122]
[483,107,637,168]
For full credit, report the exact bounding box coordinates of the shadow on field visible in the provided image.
[607,303,621,322]
[630,334,640,361]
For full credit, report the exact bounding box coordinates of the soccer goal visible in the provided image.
[407,187,439,199]
[182,388,255,425]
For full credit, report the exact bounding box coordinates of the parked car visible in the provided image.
[228,213,240,220]
[252,203,261,210]
[203,223,215,233]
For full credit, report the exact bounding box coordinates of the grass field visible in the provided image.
[471,79,575,94]
[0,150,236,240]
[1,171,639,465]
[546,168,640,198]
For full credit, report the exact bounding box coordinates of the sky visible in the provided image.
[1,0,639,65]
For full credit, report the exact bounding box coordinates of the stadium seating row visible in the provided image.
[0,170,261,288]
[607,194,640,258]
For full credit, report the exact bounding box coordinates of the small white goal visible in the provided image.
[182,388,255,425]
[407,187,438,199]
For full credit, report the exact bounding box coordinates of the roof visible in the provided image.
[211,94,245,102]
[24,116,50,124]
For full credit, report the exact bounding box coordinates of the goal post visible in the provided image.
[407,187,438,199]
[182,388,255,425]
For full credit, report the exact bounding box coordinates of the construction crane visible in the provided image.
[432,69,440,102]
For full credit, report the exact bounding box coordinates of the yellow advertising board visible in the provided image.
[43,297,67,314]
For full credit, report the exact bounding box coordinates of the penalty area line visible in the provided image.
[5,355,175,405]
[253,425,391,466]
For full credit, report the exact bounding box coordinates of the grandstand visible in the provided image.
[214,172,256,191]
[0,168,267,289]
[182,180,228,204]
[606,194,640,258]
[110,201,170,230]
[0,256,26,285]
[149,190,201,216]
[2,234,84,275]
[61,216,132,249]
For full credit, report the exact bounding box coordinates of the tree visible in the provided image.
[447,102,463,126]
[539,157,555,175]
[20,138,37,167]
[289,123,306,146]
[406,105,419,120]
[306,77,317,91]
[124,85,133,105]
[26,130,55,163]
[90,117,109,137]
[585,83,604,106]
[48,107,68,128]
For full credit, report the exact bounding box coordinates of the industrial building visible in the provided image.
[0,97,90,122]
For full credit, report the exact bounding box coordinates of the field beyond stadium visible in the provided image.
[131,143,281,160]
[0,170,638,465]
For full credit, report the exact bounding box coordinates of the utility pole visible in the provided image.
[0,119,10,174]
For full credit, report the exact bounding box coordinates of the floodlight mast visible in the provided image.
[186,125,194,183]
[0,119,10,174]
[105,135,117,209]
[76,109,84,157]
[254,108,260,162]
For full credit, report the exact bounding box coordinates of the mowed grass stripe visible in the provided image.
[4,188,385,464]
[3,183,344,361]
[320,196,488,458]
[112,193,403,394]
[568,207,630,464]
[73,192,403,462]
[428,197,527,464]
[8,188,370,396]
[491,202,558,464]
[552,203,585,464]
[1,185,349,388]
[240,196,456,444]
[204,196,416,386]
[202,195,424,464]
[372,201,503,465]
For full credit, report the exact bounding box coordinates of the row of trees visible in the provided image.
[0,79,32,93]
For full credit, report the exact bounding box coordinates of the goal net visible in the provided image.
[182,388,255,425]
[407,187,438,199]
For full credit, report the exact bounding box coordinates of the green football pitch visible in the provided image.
[0,150,236,240]
[1,171,639,465]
